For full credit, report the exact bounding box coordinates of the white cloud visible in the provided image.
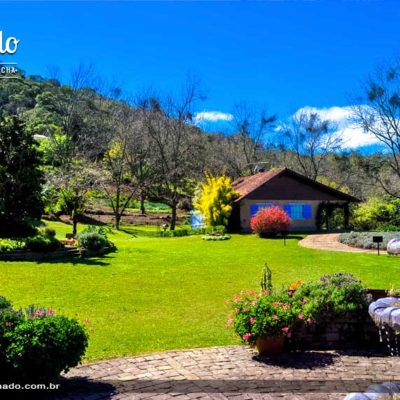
[193,111,234,124]
[293,105,381,149]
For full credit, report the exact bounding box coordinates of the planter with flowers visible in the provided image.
[227,276,313,355]
[228,269,377,355]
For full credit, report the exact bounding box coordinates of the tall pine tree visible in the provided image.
[0,117,43,237]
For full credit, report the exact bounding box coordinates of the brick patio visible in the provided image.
[46,345,400,400]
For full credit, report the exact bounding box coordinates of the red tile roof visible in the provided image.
[232,168,286,201]
[232,168,359,202]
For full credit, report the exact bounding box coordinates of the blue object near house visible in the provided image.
[190,211,205,229]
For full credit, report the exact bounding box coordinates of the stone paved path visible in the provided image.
[299,233,386,254]
[49,346,400,400]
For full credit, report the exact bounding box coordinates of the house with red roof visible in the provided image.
[231,168,359,232]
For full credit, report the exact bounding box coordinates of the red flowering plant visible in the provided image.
[250,206,291,238]
[227,285,313,345]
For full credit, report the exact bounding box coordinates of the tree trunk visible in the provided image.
[72,211,78,237]
[140,193,146,215]
[114,189,121,230]
[115,214,121,230]
[170,204,177,231]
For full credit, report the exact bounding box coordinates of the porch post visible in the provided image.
[344,203,350,230]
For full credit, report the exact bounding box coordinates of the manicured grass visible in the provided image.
[0,221,399,361]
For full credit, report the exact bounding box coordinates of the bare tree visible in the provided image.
[352,62,400,197]
[283,111,341,180]
[124,109,156,215]
[91,102,140,230]
[230,102,277,175]
[140,80,205,230]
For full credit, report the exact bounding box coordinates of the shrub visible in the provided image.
[229,271,371,346]
[0,296,12,311]
[0,239,26,254]
[293,273,371,323]
[42,227,56,238]
[0,297,88,382]
[0,308,24,369]
[5,315,88,381]
[228,289,312,345]
[378,224,400,232]
[78,231,108,251]
[250,206,291,237]
[25,235,61,252]
[339,231,400,250]
[353,197,400,230]
[77,225,116,254]
[194,175,239,227]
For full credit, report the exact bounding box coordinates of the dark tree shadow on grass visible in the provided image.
[34,256,112,267]
[235,233,304,241]
[253,351,339,369]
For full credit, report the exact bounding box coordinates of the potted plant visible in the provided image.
[227,287,312,355]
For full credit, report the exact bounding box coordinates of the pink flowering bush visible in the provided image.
[0,298,88,382]
[250,206,291,237]
[227,288,313,345]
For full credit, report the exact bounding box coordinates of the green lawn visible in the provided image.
[0,221,399,361]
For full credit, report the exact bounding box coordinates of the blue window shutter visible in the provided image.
[303,204,312,219]
[283,204,291,217]
[250,204,259,217]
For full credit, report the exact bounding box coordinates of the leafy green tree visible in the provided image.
[0,116,43,237]
[49,161,94,237]
[353,196,400,230]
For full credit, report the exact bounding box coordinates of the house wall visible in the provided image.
[239,199,346,232]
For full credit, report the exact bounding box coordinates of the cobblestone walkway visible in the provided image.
[299,233,385,254]
[50,346,400,400]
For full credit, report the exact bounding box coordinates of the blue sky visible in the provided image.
[1,1,400,149]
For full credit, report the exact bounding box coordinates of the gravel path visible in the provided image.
[299,233,385,254]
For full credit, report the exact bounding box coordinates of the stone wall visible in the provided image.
[290,315,381,350]
[0,247,80,262]
[289,290,388,351]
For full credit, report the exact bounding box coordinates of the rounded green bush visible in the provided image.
[43,227,56,238]
[4,315,88,381]
[77,231,108,251]
[25,235,60,252]
[293,273,371,323]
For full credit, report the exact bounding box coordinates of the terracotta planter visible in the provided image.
[256,335,285,355]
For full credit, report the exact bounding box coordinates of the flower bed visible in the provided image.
[0,231,70,261]
[228,271,379,352]
[339,231,400,250]
[202,234,230,241]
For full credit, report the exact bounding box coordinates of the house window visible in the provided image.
[250,203,273,217]
[284,204,312,220]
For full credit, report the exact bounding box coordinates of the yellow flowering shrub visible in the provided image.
[194,176,238,227]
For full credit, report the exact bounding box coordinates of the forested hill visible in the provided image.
[0,68,393,206]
